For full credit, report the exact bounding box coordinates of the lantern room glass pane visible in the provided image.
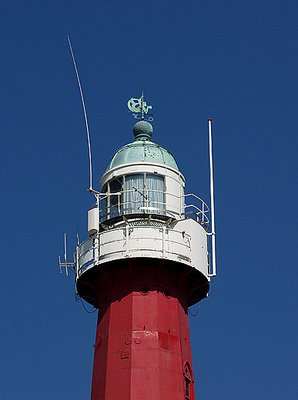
[109,177,123,219]
[146,174,165,214]
[123,174,145,214]
[101,173,165,220]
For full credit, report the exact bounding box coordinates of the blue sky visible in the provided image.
[0,1,297,399]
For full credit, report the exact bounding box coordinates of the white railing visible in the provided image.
[76,226,193,277]
[76,237,95,276]
[183,193,209,224]
[92,189,209,225]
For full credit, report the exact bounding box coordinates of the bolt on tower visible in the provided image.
[60,94,216,400]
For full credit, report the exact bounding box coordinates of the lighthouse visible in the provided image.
[61,94,216,400]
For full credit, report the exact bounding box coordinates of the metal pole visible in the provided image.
[208,118,217,276]
[64,233,69,276]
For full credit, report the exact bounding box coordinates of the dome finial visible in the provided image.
[127,92,154,140]
[133,120,153,141]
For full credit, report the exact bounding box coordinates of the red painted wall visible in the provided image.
[91,288,195,400]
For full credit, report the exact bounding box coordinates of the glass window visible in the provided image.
[123,173,165,215]
[100,178,123,222]
[110,178,122,193]
[100,173,165,221]
[109,178,123,219]
[185,378,191,399]
[123,174,145,214]
[184,363,192,400]
[146,174,165,214]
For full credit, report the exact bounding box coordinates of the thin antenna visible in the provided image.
[63,233,69,276]
[208,118,217,276]
[58,233,75,276]
[67,35,94,192]
[63,233,67,261]
[141,89,144,120]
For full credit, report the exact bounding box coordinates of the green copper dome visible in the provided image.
[106,121,179,172]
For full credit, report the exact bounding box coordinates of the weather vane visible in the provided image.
[127,91,153,121]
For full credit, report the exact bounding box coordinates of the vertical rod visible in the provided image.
[75,242,79,280]
[202,202,205,223]
[141,89,144,120]
[63,233,69,276]
[208,118,217,276]
[63,233,67,262]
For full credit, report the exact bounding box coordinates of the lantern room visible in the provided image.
[98,120,187,224]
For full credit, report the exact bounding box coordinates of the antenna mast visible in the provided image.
[208,118,217,276]
[58,233,74,276]
[141,90,144,120]
[67,36,94,192]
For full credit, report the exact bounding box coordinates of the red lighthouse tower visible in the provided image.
[62,95,216,400]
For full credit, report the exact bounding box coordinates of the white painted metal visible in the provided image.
[88,207,99,236]
[208,119,217,276]
[76,218,209,280]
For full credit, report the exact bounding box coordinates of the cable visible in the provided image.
[189,308,200,317]
[80,297,97,313]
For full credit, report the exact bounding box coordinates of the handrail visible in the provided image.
[76,225,193,275]
[90,188,209,226]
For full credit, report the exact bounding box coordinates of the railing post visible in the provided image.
[118,193,121,216]
[202,202,205,224]
[208,118,217,276]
